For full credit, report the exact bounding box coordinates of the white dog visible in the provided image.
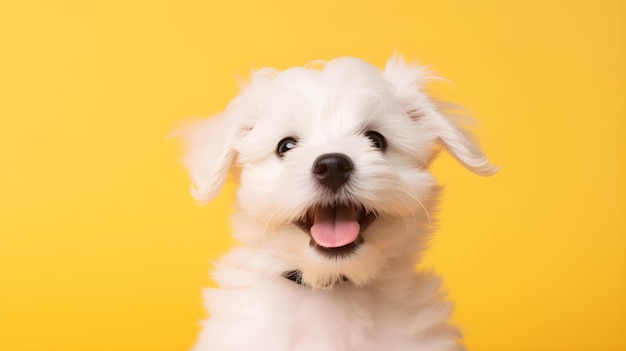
[175,55,497,351]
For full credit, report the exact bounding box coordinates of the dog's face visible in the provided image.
[176,56,496,288]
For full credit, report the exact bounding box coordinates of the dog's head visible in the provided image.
[175,55,497,288]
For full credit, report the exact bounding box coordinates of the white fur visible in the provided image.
[174,55,497,351]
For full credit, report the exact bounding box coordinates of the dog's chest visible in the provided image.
[198,281,419,351]
[285,285,380,350]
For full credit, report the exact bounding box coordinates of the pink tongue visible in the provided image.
[310,205,360,248]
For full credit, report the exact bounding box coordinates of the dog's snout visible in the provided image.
[313,153,353,192]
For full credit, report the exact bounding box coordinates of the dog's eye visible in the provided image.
[365,131,387,151]
[277,137,298,157]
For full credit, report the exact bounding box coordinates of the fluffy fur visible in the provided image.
[174,55,497,351]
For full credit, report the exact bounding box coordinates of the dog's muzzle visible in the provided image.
[295,153,376,257]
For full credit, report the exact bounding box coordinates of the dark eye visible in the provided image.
[365,131,387,151]
[276,137,298,157]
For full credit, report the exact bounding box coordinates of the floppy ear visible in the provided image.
[384,54,499,176]
[171,112,240,204]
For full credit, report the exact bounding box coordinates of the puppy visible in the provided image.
[175,55,497,351]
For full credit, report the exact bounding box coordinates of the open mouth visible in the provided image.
[296,203,376,257]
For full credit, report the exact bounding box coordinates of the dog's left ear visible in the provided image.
[384,55,499,176]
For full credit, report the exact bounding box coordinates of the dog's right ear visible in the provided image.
[171,112,240,205]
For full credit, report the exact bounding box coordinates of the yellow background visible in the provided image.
[1,1,624,350]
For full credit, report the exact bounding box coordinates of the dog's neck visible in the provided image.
[282,270,305,285]
[282,270,350,287]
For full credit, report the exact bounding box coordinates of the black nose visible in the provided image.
[312,153,354,192]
